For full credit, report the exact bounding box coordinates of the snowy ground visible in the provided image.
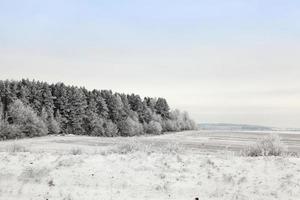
[1,131,300,200]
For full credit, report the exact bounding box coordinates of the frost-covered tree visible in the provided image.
[41,107,60,135]
[8,100,48,137]
[162,109,197,132]
[84,113,105,136]
[0,119,22,140]
[101,91,124,123]
[104,120,119,137]
[51,83,69,132]
[0,79,196,139]
[144,121,162,135]
[155,98,170,119]
[118,116,144,136]
[66,87,87,135]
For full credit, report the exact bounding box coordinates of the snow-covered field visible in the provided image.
[1,131,300,200]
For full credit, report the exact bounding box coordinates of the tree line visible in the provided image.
[0,79,197,140]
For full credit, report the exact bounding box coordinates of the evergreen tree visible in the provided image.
[92,90,109,119]
[128,94,150,123]
[155,98,170,119]
[41,83,54,116]
[51,83,69,133]
[119,93,131,116]
[28,80,43,114]
[41,107,60,134]
[0,79,196,139]
[83,92,105,136]
[84,113,105,136]
[0,101,3,120]
[0,80,17,117]
[144,97,157,112]
[101,91,124,123]
[65,87,87,135]
[17,79,31,105]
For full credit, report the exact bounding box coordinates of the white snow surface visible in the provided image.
[0,131,300,200]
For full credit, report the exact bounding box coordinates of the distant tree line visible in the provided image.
[0,79,197,140]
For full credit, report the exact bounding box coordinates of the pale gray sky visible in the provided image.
[1,1,300,128]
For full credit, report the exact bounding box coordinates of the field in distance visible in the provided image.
[1,130,300,200]
[1,130,300,154]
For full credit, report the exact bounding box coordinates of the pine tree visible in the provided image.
[40,107,60,134]
[41,82,54,116]
[83,92,105,136]
[155,98,170,119]
[128,94,148,123]
[92,90,109,119]
[101,91,124,123]
[51,83,69,133]
[16,79,31,105]
[0,101,3,120]
[0,80,17,117]
[144,97,157,112]
[0,79,195,138]
[0,81,7,117]
[84,112,105,136]
[65,87,87,135]
[28,80,43,114]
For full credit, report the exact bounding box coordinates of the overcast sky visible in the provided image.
[0,0,300,128]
